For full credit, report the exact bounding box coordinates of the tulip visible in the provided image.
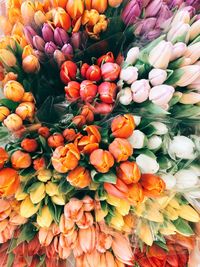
[1,72,18,87]
[0,168,19,197]
[47,134,64,148]
[54,28,69,47]
[39,228,54,247]
[111,114,135,139]
[79,226,96,253]
[51,194,66,205]
[15,102,35,121]
[108,0,123,7]
[52,144,80,173]
[128,183,144,205]
[80,80,98,102]
[118,87,132,105]
[136,154,159,173]
[37,206,53,228]
[62,129,76,142]
[120,66,138,85]
[64,198,83,222]
[104,178,128,199]
[160,173,176,190]
[147,135,162,150]
[145,0,162,18]
[11,150,32,169]
[90,0,107,13]
[45,41,57,56]
[21,1,35,25]
[167,22,190,44]
[150,121,168,135]
[171,9,190,28]
[98,82,117,104]
[66,0,84,20]
[184,42,200,65]
[0,148,8,169]
[117,161,141,184]
[21,138,38,153]
[64,81,80,102]
[178,205,200,222]
[179,92,200,104]
[37,170,52,183]
[60,61,77,84]
[188,75,200,91]
[90,149,114,173]
[33,157,46,171]
[23,26,37,47]
[34,10,46,27]
[0,106,10,122]
[131,79,151,103]
[80,63,89,78]
[169,136,195,159]
[61,43,73,58]
[0,49,17,67]
[134,17,157,37]
[125,47,140,65]
[38,126,50,138]
[72,115,86,128]
[148,69,167,86]
[175,169,198,189]
[170,42,187,61]
[33,35,45,52]
[121,0,142,25]
[22,92,35,102]
[149,41,173,69]
[22,55,40,73]
[86,65,101,82]
[45,181,59,197]
[20,196,40,218]
[3,114,23,131]
[3,80,25,102]
[92,102,113,115]
[53,7,71,31]
[67,166,91,188]
[101,62,120,82]
[149,85,175,109]
[97,52,114,66]
[30,182,46,204]
[42,23,54,43]
[140,173,165,197]
[71,32,82,50]
[109,138,133,162]
[128,130,146,149]
[80,105,94,123]
[189,19,200,41]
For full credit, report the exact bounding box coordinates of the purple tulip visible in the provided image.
[54,28,69,47]
[33,35,45,51]
[135,18,157,36]
[121,0,142,25]
[145,0,162,18]
[70,32,82,49]
[186,0,200,11]
[24,26,37,46]
[166,0,183,8]
[145,29,162,40]
[42,23,54,42]
[61,43,73,58]
[45,41,57,55]
[34,50,46,63]
[156,4,172,27]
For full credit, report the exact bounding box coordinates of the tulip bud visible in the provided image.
[169,136,195,159]
[147,135,162,150]
[98,82,117,104]
[20,196,40,218]
[22,55,40,73]
[65,81,80,102]
[72,115,86,128]
[51,194,66,205]
[4,80,25,102]
[97,52,114,66]
[33,35,45,52]
[0,49,17,67]
[108,0,123,7]
[184,42,200,65]
[21,138,38,153]
[15,186,28,201]
[48,134,64,148]
[37,169,52,182]
[189,19,200,41]
[175,169,198,189]
[80,105,94,123]
[160,173,176,190]
[15,102,35,121]
[33,157,46,171]
[150,122,168,135]
[54,27,69,47]
[53,7,71,31]
[171,9,190,28]
[38,127,50,138]
[53,50,65,67]
[0,106,10,122]
[86,65,101,82]
[136,154,159,173]
[149,69,167,86]
[60,61,77,84]
[61,43,73,58]
[188,75,200,91]
[11,150,32,169]
[149,85,175,110]
[121,0,142,25]
[145,0,162,18]
[45,41,57,56]
[45,181,59,196]
[131,79,151,103]
[80,80,98,102]
[179,92,200,104]
[66,0,84,20]
[149,41,173,69]
[118,87,132,106]
[22,45,35,60]
[21,92,35,103]
[125,47,140,65]
[24,26,37,47]
[120,66,138,84]
[101,63,120,82]
[4,114,23,131]
[128,130,146,149]
[92,102,113,115]
[30,182,46,204]
[170,42,187,61]
[167,22,190,44]
[21,1,35,25]
[34,11,46,27]
[42,23,54,42]
[175,65,200,87]
[37,206,53,228]
[70,32,82,50]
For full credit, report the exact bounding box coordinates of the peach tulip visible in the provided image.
[82,196,94,212]
[90,149,114,173]
[15,102,35,121]
[38,227,54,246]
[22,55,40,73]
[4,80,24,102]
[0,200,11,221]
[0,148,8,169]
[59,214,75,236]
[76,212,94,229]
[0,106,10,122]
[64,198,84,222]
[127,183,144,205]
[78,225,96,253]
[11,150,32,169]
[104,178,129,199]
[0,49,17,67]
[117,161,141,184]
[111,114,135,138]
[67,166,91,188]
[109,138,133,162]
[3,114,23,131]
[96,230,112,253]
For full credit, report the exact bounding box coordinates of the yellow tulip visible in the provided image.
[95,208,108,222]
[46,181,59,196]
[11,22,24,37]
[20,196,40,218]
[37,206,53,228]
[8,7,22,25]
[0,106,10,122]
[168,198,180,210]
[178,205,200,222]
[110,211,124,231]
[0,49,16,67]
[116,199,130,216]
[34,11,47,27]
[107,194,120,207]
[144,209,164,223]
[21,1,35,25]
[30,182,46,204]
[179,92,200,105]
[15,186,28,201]
[138,221,153,246]
[159,221,177,236]
[37,169,52,182]
[51,194,66,205]
[22,45,35,60]
[164,205,179,221]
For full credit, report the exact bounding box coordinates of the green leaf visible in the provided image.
[168,58,184,69]
[0,99,19,110]
[7,239,17,253]
[141,102,170,115]
[169,95,182,107]
[142,124,157,137]
[17,224,37,246]
[23,79,31,91]
[166,69,184,85]
[7,252,15,267]
[172,218,194,236]
[48,200,62,224]
[154,241,168,251]
[92,171,117,184]
[134,149,157,159]
[38,255,46,267]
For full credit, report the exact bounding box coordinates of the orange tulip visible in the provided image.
[117,161,141,184]
[63,128,77,142]
[38,126,50,138]
[21,1,35,25]
[80,105,94,123]
[0,200,11,221]
[3,80,24,102]
[85,14,108,39]
[109,138,133,162]
[76,212,94,229]
[53,8,71,31]
[11,150,32,169]
[52,144,80,173]
[67,166,91,188]
[0,16,12,36]
[51,0,67,8]
[90,149,114,173]
[15,102,35,121]
[59,214,75,236]
[91,0,108,13]
[33,157,46,171]
[21,92,35,102]
[111,114,135,138]
[3,114,23,131]
[0,148,9,169]
[0,106,10,122]
[48,134,64,148]
[78,225,96,253]
[72,115,86,128]
[64,198,84,222]
[22,55,40,73]
[127,183,144,205]
[2,72,18,87]
[21,138,38,153]
[0,168,20,197]
[104,178,129,199]
[140,174,166,197]
[82,9,99,26]
[108,0,123,7]
[0,49,17,67]
[66,0,84,20]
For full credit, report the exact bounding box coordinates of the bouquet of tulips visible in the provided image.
[0,0,200,266]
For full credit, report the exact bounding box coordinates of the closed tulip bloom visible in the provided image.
[91,0,107,13]
[11,150,32,169]
[3,114,23,131]
[136,154,159,173]
[169,136,195,159]
[23,26,37,47]
[33,157,46,171]
[175,169,198,189]
[140,173,165,197]
[38,126,50,138]
[33,35,45,52]
[117,161,141,184]
[80,105,94,123]
[37,206,53,228]
[22,55,40,73]
[184,42,200,65]
[147,135,162,150]
[66,0,84,20]
[101,63,120,82]
[179,92,200,104]
[145,0,162,17]
[15,102,35,121]
[0,106,10,122]
[61,43,73,58]
[127,183,144,205]
[149,85,175,109]
[170,42,187,61]
[0,168,19,197]
[109,138,133,162]
[125,47,139,65]
[149,41,173,69]
[149,69,167,86]
[176,65,200,87]
[118,87,132,105]
[4,80,25,102]
[20,196,40,218]
[80,80,98,102]
[97,52,114,66]
[108,0,123,7]
[171,9,190,28]
[128,130,146,149]
[86,65,101,82]
[160,173,176,190]
[21,138,38,153]
[65,81,80,101]
[189,19,200,41]
[90,149,114,173]
[34,10,46,27]
[98,82,117,104]
[53,8,71,31]
[0,148,8,169]
[39,227,54,247]
[21,92,35,102]
[67,166,91,188]
[167,22,190,44]
[52,144,80,173]
[63,128,76,142]
[21,1,35,25]
[111,114,135,138]
[72,115,86,128]
[30,182,46,204]
[54,28,69,47]
[48,134,64,148]
[0,49,17,67]
[120,66,138,85]
[42,23,54,42]
[45,41,57,56]
[121,0,142,25]
[131,79,151,103]
[79,226,96,253]
[60,61,77,84]
[37,169,52,182]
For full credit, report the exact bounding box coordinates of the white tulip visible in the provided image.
[160,173,176,190]
[147,135,162,150]
[169,136,195,159]
[186,190,200,199]
[118,87,132,105]
[125,47,140,65]
[149,69,167,86]
[150,122,168,135]
[175,169,199,189]
[128,130,146,149]
[136,154,159,174]
[132,115,141,126]
[120,66,138,84]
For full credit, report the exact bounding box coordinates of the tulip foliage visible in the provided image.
[0,0,200,267]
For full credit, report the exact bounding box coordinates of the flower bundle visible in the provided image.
[0,0,200,267]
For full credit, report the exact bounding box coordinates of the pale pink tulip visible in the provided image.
[64,198,84,222]
[184,42,200,65]
[131,79,150,103]
[118,88,133,106]
[188,75,200,91]
[149,85,175,109]
[120,66,138,84]
[170,42,187,61]
[78,226,96,253]
[9,211,27,225]
[38,227,54,246]
[149,69,167,86]
[82,196,94,212]
[59,214,75,236]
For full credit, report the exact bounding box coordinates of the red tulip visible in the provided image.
[81,63,90,78]
[86,65,101,82]
[65,81,80,101]
[98,82,117,104]
[80,80,98,102]
[60,61,77,85]
[101,62,120,81]
[97,52,115,66]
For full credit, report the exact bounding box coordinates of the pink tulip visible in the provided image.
[145,0,162,18]
[82,196,94,211]
[64,198,84,222]
[149,85,175,109]
[120,66,138,84]
[0,200,11,221]
[76,212,94,229]
[38,227,54,246]
[131,79,151,103]
[149,69,167,86]
[134,18,157,37]
[170,42,187,61]
[188,75,200,91]
[101,63,121,82]
[121,0,142,25]
[156,4,172,26]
